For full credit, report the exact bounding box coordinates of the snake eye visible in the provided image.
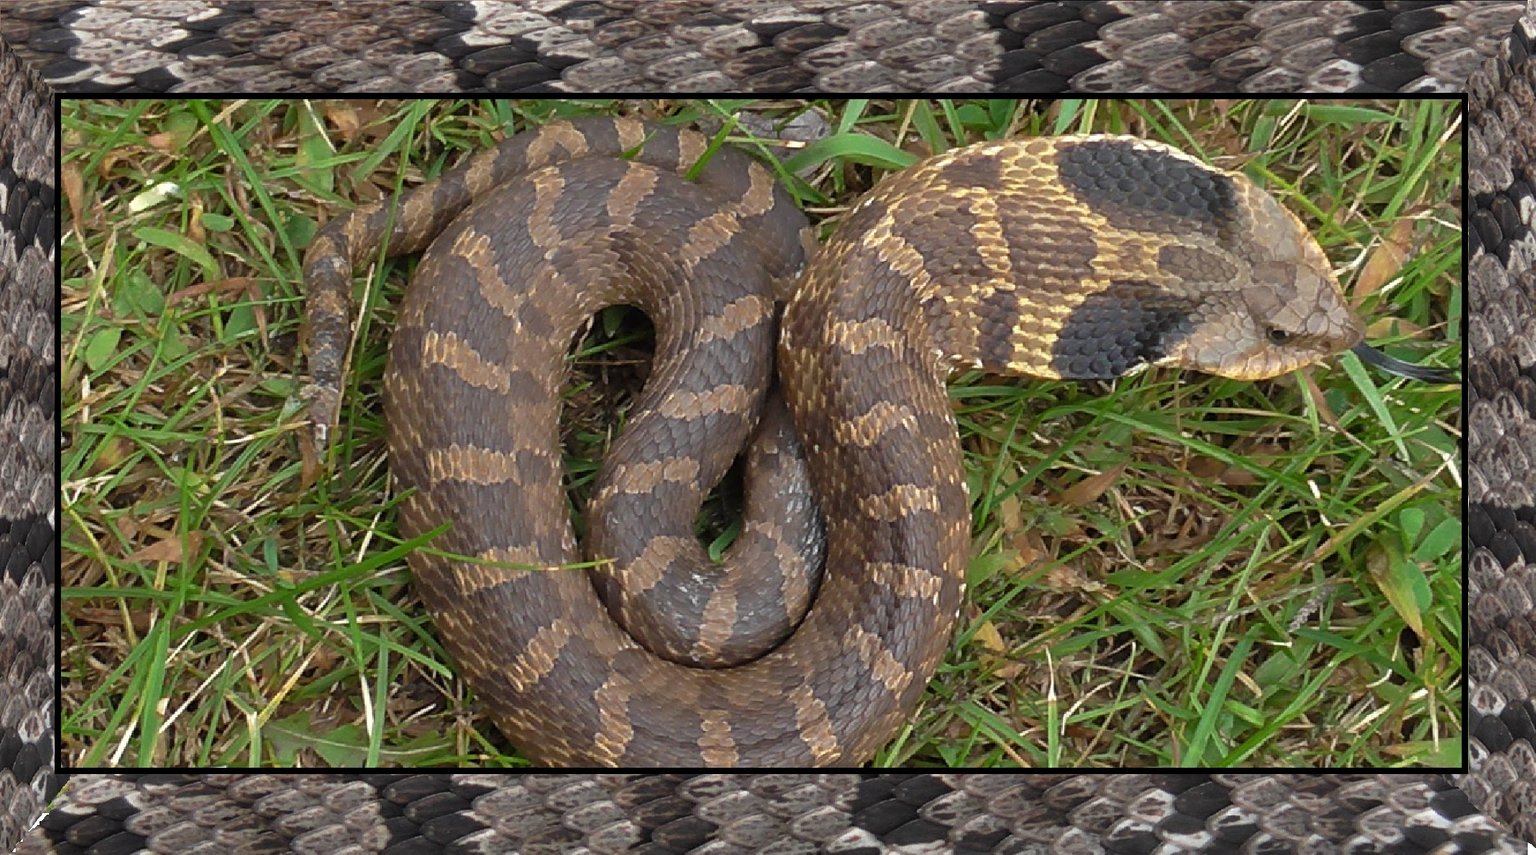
[1267,327,1291,344]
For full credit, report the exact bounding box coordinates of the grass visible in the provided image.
[59,98,1461,769]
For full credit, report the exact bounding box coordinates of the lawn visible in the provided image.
[60,97,1461,768]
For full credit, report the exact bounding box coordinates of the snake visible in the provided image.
[3,0,1529,852]
[299,109,1394,767]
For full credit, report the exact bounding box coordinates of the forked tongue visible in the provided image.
[1351,342,1458,383]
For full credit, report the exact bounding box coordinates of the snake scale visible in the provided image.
[2,0,1527,853]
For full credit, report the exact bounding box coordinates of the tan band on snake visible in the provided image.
[303,114,1364,765]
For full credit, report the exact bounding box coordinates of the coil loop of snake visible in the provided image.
[4,1,1532,854]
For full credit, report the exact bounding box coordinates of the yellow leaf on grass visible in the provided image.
[1366,540,1429,640]
[974,620,1007,654]
[1354,217,1414,305]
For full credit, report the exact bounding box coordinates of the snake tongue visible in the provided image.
[1351,342,1458,383]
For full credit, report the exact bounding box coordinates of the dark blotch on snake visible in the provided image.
[1057,139,1239,241]
[1052,280,1198,378]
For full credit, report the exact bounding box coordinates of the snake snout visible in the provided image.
[1157,270,1367,380]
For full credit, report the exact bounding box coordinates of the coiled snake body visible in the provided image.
[298,116,1365,766]
[5,0,1533,852]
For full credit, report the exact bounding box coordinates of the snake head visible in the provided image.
[1157,262,1366,381]
[1154,185,1366,381]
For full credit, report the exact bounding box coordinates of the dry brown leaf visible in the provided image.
[322,102,363,140]
[72,606,155,635]
[144,132,178,153]
[1353,217,1415,305]
[128,533,187,563]
[86,435,131,476]
[62,159,85,238]
[1186,454,1228,481]
[1297,366,1341,430]
[189,198,206,244]
[991,659,1027,681]
[998,493,1024,531]
[1004,530,1047,577]
[1365,316,1432,339]
[1058,462,1126,507]
[1043,562,1107,594]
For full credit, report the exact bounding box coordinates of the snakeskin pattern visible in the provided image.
[1465,0,1536,846]
[14,773,1536,854]
[0,1,1526,93]
[0,27,57,855]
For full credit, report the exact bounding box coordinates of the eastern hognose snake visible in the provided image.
[2,1,1529,854]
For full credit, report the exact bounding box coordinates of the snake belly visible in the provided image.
[303,115,1368,766]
